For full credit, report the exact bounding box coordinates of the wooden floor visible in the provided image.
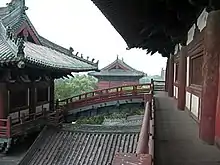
[154,92,220,165]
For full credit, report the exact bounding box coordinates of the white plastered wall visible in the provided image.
[187,9,208,45]
[184,9,207,120]
[191,94,199,118]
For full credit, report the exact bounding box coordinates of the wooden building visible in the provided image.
[88,56,144,89]
[89,0,220,148]
[0,0,98,151]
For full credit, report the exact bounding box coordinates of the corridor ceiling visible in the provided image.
[91,0,220,57]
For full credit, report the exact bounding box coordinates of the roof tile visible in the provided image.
[0,1,98,71]
[20,126,140,165]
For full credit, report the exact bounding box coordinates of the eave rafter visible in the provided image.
[91,0,220,57]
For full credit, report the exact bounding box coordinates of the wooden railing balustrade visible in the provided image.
[0,108,64,138]
[152,80,166,91]
[136,93,154,165]
[0,117,11,138]
[0,80,165,141]
[57,83,152,110]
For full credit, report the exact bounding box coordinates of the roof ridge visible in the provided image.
[39,35,99,67]
[118,59,144,73]
[101,57,144,74]
[0,1,99,70]
[0,21,18,55]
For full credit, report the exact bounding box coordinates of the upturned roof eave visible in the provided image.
[0,0,99,72]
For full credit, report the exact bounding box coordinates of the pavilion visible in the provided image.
[0,0,98,152]
[88,56,144,89]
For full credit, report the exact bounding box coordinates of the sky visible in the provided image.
[0,0,167,75]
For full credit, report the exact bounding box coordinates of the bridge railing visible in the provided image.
[57,83,152,110]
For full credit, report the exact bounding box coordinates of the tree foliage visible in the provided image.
[55,75,98,100]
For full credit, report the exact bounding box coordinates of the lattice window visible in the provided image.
[10,89,28,110]
[190,55,203,85]
[37,87,48,103]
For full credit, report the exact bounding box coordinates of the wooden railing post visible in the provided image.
[55,99,59,109]
[6,116,11,138]
[21,113,25,124]
[43,108,47,117]
[151,79,154,92]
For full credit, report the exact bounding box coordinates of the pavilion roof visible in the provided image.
[90,0,208,57]
[20,125,140,165]
[89,56,145,77]
[0,0,98,72]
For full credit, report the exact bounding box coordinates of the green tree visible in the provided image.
[55,75,97,100]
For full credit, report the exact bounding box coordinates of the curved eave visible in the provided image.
[90,0,207,56]
[91,0,141,48]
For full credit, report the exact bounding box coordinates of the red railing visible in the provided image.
[136,93,154,164]
[112,93,154,165]
[0,117,11,138]
[0,81,163,141]
[0,108,64,138]
[57,83,152,110]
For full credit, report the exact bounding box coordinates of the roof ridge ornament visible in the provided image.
[17,37,25,58]
[69,47,74,55]
[6,26,25,58]
[96,60,99,65]
[7,0,28,14]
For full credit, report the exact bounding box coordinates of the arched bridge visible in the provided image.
[0,80,164,154]
[56,80,165,117]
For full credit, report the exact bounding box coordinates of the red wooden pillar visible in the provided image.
[0,83,8,127]
[168,55,174,97]
[200,10,220,144]
[0,83,8,118]
[165,58,169,92]
[177,47,187,110]
[49,79,55,111]
[29,82,36,114]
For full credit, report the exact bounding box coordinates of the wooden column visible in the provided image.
[49,79,55,111]
[29,82,36,114]
[177,47,187,110]
[168,55,174,97]
[0,83,8,119]
[200,10,220,144]
[165,58,169,92]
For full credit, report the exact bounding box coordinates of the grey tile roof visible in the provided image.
[89,58,144,77]
[0,22,98,71]
[0,0,98,71]
[20,126,140,165]
[24,42,97,71]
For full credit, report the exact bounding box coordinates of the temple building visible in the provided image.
[0,0,98,151]
[89,0,220,149]
[88,56,144,89]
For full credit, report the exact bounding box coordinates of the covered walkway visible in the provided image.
[154,92,220,165]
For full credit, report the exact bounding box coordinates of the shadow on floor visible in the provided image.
[154,92,220,165]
